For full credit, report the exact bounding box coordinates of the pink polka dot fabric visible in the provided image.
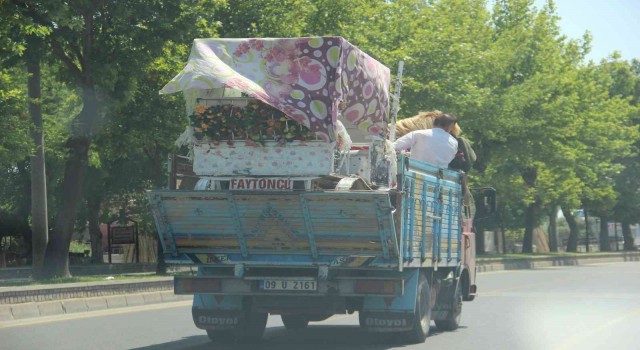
[162,37,391,142]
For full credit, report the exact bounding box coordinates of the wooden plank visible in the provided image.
[151,190,396,256]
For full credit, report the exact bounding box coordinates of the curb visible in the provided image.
[0,277,192,323]
[0,278,174,304]
[0,291,192,323]
[476,251,640,272]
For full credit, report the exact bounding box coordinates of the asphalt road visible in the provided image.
[2,261,640,350]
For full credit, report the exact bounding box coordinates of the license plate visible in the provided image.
[260,279,317,291]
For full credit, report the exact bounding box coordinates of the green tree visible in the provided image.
[79,8,223,266]
[0,68,30,171]
[25,37,50,276]
[604,58,640,250]
[9,0,225,277]
[214,0,312,38]
[83,43,189,265]
[0,7,49,269]
[473,0,636,254]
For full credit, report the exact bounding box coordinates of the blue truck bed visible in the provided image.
[148,154,465,270]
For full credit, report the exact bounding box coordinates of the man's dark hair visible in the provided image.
[434,113,457,128]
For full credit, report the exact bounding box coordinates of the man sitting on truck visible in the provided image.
[392,113,459,168]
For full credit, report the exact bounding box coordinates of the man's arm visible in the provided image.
[444,138,459,164]
[393,131,415,151]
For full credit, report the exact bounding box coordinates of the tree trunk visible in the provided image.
[547,206,559,252]
[520,166,538,253]
[156,238,167,275]
[583,209,591,252]
[494,230,503,254]
[155,153,174,275]
[16,161,33,260]
[87,196,104,264]
[43,137,90,278]
[27,47,49,279]
[599,216,610,252]
[475,222,485,255]
[621,221,637,251]
[563,208,579,252]
[42,84,98,278]
[522,201,539,253]
[500,207,507,254]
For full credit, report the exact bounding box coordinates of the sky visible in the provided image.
[533,0,640,62]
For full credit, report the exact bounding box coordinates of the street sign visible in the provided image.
[107,217,139,263]
[110,226,136,244]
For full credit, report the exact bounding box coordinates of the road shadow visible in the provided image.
[130,325,445,350]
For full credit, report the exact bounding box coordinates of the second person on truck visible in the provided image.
[393,113,459,168]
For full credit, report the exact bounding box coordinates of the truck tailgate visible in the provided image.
[147,190,399,266]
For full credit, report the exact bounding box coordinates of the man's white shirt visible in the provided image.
[393,128,458,168]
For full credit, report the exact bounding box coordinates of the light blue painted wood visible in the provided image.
[156,195,178,257]
[148,190,399,259]
[408,177,415,261]
[300,195,318,259]
[148,154,466,270]
[396,153,464,267]
[447,189,453,262]
[421,180,428,261]
[374,199,391,259]
[227,193,248,257]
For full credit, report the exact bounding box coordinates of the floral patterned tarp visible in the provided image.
[161,37,391,142]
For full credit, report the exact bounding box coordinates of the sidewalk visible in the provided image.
[0,276,191,323]
[475,251,640,272]
[1,251,639,323]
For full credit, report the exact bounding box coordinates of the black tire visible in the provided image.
[435,279,462,331]
[306,313,333,322]
[281,314,310,329]
[358,311,367,328]
[404,272,431,343]
[242,312,268,342]
[206,329,236,343]
[206,312,268,343]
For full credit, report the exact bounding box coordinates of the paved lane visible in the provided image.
[2,261,640,350]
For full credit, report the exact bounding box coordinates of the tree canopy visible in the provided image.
[1,0,639,276]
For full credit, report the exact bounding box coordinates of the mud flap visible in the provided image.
[432,277,455,321]
[432,273,463,331]
[192,293,244,330]
[360,269,421,333]
[359,311,414,332]
[464,283,477,301]
[193,308,245,330]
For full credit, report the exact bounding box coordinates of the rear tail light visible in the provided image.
[174,277,221,294]
[354,280,400,295]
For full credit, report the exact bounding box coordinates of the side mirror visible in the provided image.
[471,187,497,216]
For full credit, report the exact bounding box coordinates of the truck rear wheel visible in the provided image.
[243,312,268,341]
[206,329,235,343]
[358,311,366,328]
[404,272,431,343]
[281,314,309,329]
[434,279,462,331]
